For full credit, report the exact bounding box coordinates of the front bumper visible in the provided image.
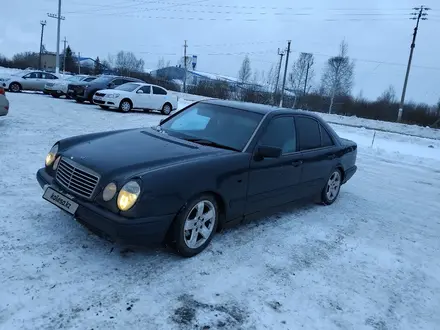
[36,168,175,245]
[93,97,117,107]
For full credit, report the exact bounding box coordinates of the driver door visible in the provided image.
[246,115,304,214]
[22,72,41,90]
[134,85,152,109]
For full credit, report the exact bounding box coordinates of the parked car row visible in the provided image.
[2,70,178,116]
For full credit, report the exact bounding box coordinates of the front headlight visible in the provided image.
[103,182,117,201]
[107,94,120,98]
[117,181,141,211]
[45,144,59,166]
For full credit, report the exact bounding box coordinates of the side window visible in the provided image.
[152,86,167,95]
[111,79,125,86]
[320,125,334,147]
[84,77,95,82]
[24,72,40,79]
[42,73,57,79]
[140,86,151,94]
[259,117,296,154]
[296,116,321,151]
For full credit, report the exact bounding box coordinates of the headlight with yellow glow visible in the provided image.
[45,144,59,166]
[117,181,141,211]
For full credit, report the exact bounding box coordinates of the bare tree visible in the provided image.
[289,52,315,96]
[157,57,165,70]
[238,55,252,83]
[115,51,144,76]
[377,85,397,103]
[321,40,355,113]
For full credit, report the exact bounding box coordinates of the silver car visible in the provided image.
[1,71,59,92]
[0,87,9,117]
[44,75,96,98]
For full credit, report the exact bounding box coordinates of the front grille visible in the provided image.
[56,158,100,199]
[94,100,105,105]
[46,83,54,87]
[95,92,106,97]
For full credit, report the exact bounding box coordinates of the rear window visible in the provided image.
[296,116,321,151]
[320,125,334,147]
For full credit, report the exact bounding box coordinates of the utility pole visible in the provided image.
[397,5,430,122]
[279,40,291,107]
[62,37,67,74]
[303,58,311,95]
[78,52,81,74]
[38,20,47,70]
[183,40,188,93]
[274,48,284,95]
[47,0,65,75]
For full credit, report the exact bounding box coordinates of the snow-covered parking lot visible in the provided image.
[1,93,440,330]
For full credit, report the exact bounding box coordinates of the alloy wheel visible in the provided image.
[326,171,341,201]
[183,200,216,249]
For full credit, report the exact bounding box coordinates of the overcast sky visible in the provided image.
[1,0,439,104]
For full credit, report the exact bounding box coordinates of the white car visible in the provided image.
[0,87,9,117]
[93,82,178,115]
[44,75,96,98]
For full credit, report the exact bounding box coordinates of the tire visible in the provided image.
[173,194,219,257]
[51,94,60,98]
[161,103,172,115]
[88,90,97,104]
[320,169,342,205]
[75,98,84,103]
[100,105,110,110]
[119,99,132,113]
[9,82,21,93]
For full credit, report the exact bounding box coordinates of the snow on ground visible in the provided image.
[1,93,440,330]
[318,112,440,140]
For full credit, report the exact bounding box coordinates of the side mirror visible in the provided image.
[255,145,282,160]
[136,89,144,94]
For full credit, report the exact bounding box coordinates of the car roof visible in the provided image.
[200,99,323,119]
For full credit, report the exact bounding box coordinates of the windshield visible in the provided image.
[90,76,113,83]
[160,103,263,151]
[67,75,86,81]
[115,83,140,92]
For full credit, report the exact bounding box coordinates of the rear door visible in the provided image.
[151,86,168,110]
[246,115,304,214]
[40,73,58,90]
[294,115,339,198]
[134,85,152,109]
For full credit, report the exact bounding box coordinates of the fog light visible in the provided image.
[103,182,117,201]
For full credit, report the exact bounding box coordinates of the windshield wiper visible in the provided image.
[184,138,240,152]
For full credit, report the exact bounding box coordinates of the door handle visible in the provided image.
[291,160,303,167]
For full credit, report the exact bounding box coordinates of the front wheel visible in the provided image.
[119,99,132,113]
[320,169,342,205]
[173,195,218,257]
[161,103,172,115]
[9,83,21,93]
[51,93,60,98]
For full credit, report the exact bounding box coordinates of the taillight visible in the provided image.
[0,87,4,95]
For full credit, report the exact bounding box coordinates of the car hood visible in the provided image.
[95,89,124,95]
[61,128,227,177]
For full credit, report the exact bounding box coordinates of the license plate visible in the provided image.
[43,187,79,215]
[68,89,73,93]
